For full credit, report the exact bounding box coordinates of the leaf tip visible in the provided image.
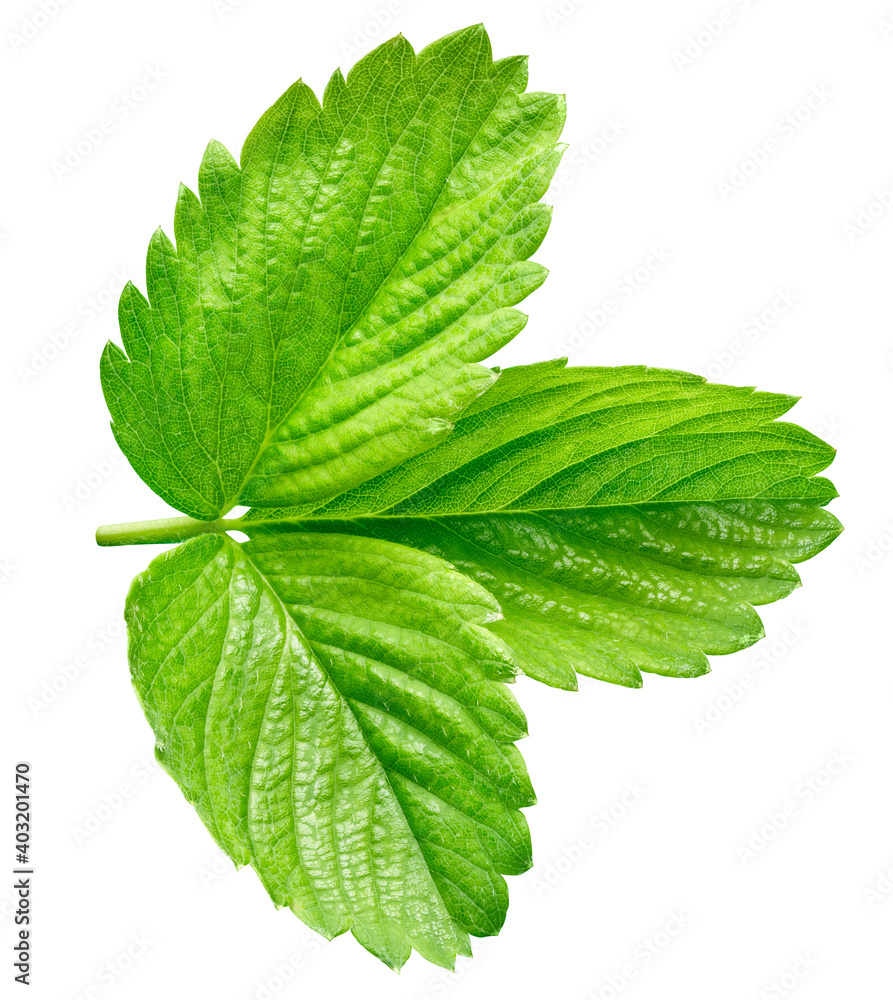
[149,225,175,256]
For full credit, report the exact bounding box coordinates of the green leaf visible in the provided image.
[96,25,842,974]
[296,499,840,691]
[241,360,841,689]
[126,530,532,970]
[100,25,564,520]
[243,359,837,518]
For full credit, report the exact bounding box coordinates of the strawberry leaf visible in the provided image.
[96,26,841,973]
[126,530,530,970]
[240,361,841,689]
[101,25,564,520]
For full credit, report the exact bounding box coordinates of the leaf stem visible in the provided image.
[95,515,233,547]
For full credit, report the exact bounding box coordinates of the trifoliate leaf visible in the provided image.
[100,25,564,520]
[96,25,841,974]
[126,530,531,970]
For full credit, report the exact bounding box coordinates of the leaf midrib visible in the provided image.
[231,536,475,944]
[221,52,521,516]
[242,485,833,529]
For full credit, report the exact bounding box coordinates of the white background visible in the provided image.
[2,0,891,997]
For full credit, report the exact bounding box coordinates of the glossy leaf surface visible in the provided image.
[127,531,531,969]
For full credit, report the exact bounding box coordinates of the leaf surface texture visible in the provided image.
[101,26,564,520]
[98,25,841,971]
[127,531,531,969]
